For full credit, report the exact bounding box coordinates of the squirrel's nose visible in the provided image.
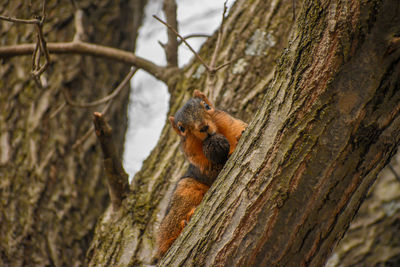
[199,125,209,133]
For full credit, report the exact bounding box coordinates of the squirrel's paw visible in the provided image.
[203,133,230,164]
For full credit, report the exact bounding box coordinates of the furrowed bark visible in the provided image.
[160,1,400,266]
[87,0,297,265]
[0,0,146,266]
[327,153,400,266]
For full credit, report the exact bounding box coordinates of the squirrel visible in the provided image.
[157,90,247,258]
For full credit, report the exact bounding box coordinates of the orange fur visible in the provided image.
[158,90,247,258]
[157,178,209,258]
[213,110,247,154]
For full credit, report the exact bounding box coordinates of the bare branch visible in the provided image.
[73,9,86,42]
[63,67,137,108]
[178,34,210,45]
[49,101,66,119]
[214,58,236,72]
[154,3,233,101]
[210,1,227,72]
[71,67,136,149]
[0,42,171,82]
[72,101,111,150]
[31,23,50,77]
[41,0,47,20]
[93,112,130,211]
[1,0,50,88]
[153,15,211,73]
[207,1,228,101]
[388,164,400,183]
[163,0,178,67]
[0,15,40,24]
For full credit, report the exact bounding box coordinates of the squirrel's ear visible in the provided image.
[193,90,213,108]
[193,89,205,99]
[169,116,180,134]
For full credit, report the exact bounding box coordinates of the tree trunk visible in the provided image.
[87,0,400,266]
[2,0,395,266]
[0,0,146,266]
[87,0,299,265]
[327,153,400,267]
[159,0,400,266]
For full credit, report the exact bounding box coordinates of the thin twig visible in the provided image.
[41,0,47,20]
[63,67,137,108]
[153,14,211,72]
[159,34,210,50]
[71,67,136,149]
[49,101,66,119]
[32,22,50,77]
[31,0,50,81]
[178,34,210,45]
[1,0,50,88]
[210,1,228,73]
[0,15,40,24]
[388,164,400,183]
[214,58,237,72]
[207,1,228,101]
[154,3,234,100]
[32,41,39,73]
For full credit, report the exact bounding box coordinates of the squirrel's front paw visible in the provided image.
[203,133,230,164]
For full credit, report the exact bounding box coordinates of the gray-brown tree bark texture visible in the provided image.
[0,0,146,266]
[87,0,297,265]
[328,153,400,267]
[159,1,400,266]
[88,0,400,266]
[89,0,397,266]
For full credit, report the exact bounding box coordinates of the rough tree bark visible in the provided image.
[327,153,400,267]
[1,0,399,266]
[160,1,400,266]
[87,0,298,265]
[87,0,400,266]
[0,0,146,266]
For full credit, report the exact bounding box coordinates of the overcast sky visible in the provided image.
[123,0,228,179]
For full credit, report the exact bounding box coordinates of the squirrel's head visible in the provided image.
[169,90,217,141]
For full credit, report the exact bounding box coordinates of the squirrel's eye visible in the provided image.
[204,103,211,110]
[178,125,185,133]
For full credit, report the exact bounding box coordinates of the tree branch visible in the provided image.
[0,15,39,24]
[153,15,212,73]
[1,0,50,88]
[0,42,172,82]
[63,67,137,108]
[207,1,228,101]
[70,68,137,149]
[178,34,210,45]
[93,112,130,211]
[163,0,178,67]
[388,164,400,183]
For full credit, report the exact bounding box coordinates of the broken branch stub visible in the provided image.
[93,112,129,210]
